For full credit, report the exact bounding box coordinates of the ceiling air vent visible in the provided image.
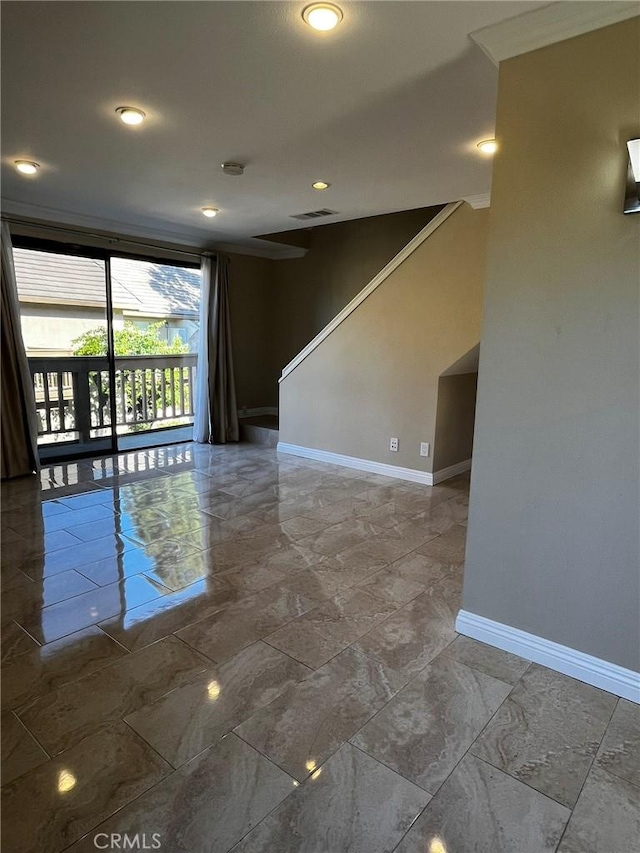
[290,209,338,220]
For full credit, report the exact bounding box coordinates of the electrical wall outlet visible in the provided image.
[420,442,430,457]
[389,437,399,452]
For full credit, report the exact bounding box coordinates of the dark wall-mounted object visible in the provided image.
[623,139,639,214]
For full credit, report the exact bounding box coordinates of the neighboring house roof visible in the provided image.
[14,248,200,318]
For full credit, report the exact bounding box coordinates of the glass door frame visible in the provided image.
[12,233,201,464]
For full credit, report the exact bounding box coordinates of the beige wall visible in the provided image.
[433,373,478,471]
[463,19,640,671]
[280,204,489,474]
[272,207,443,373]
[228,253,278,410]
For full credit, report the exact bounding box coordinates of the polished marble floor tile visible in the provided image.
[352,656,511,793]
[1,570,98,624]
[355,566,425,605]
[351,577,459,690]
[410,496,468,534]
[364,518,440,557]
[1,525,24,545]
[0,571,32,600]
[265,588,398,669]
[233,520,308,558]
[230,743,430,853]
[19,573,171,644]
[8,503,114,537]
[77,545,213,590]
[1,723,170,853]
[202,489,280,520]
[17,533,137,581]
[330,533,425,571]
[64,733,296,853]
[1,710,49,785]
[471,663,617,807]
[286,554,387,600]
[394,754,569,853]
[557,765,640,853]
[384,550,458,588]
[594,698,640,786]
[299,496,374,526]
[351,484,419,508]
[1,625,127,711]
[2,443,631,853]
[17,635,209,755]
[57,491,118,510]
[138,530,212,561]
[1,529,82,563]
[1,619,40,663]
[441,635,531,685]
[349,500,417,531]
[276,514,333,540]
[387,488,453,514]
[216,544,324,594]
[298,517,384,558]
[176,584,319,663]
[194,535,274,574]
[126,642,310,766]
[235,647,396,782]
[97,577,239,651]
[416,523,467,564]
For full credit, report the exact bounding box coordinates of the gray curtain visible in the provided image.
[1,224,39,478]
[207,254,239,443]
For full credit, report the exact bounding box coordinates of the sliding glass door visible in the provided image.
[13,239,201,462]
[14,244,115,459]
[109,256,200,451]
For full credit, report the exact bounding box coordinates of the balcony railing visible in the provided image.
[28,354,197,445]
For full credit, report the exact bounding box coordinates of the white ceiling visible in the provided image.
[1,0,545,253]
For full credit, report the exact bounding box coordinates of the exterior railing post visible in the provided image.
[72,364,93,444]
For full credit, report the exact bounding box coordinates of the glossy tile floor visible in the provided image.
[1,443,638,853]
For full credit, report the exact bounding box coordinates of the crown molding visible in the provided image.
[1,198,306,260]
[463,193,491,210]
[470,1,640,66]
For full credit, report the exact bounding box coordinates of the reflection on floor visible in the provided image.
[1,443,638,853]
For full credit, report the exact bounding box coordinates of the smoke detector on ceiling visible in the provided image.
[221,162,245,176]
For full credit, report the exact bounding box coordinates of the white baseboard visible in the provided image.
[238,407,278,419]
[432,459,471,484]
[277,442,431,485]
[277,442,469,487]
[456,609,640,704]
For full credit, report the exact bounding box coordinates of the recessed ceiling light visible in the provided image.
[312,180,331,190]
[302,3,343,31]
[116,106,146,126]
[477,139,498,155]
[201,207,218,218]
[15,160,40,175]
